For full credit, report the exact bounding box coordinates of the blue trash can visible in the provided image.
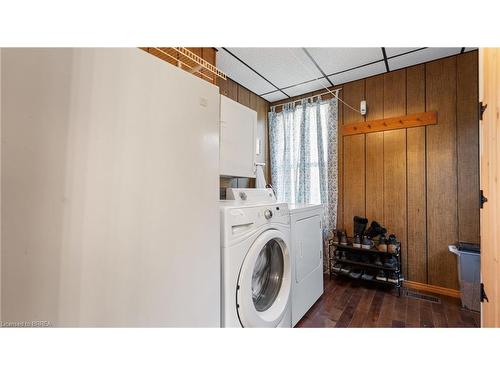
[448,242,480,312]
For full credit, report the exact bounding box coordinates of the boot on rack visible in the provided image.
[365,221,387,239]
[353,216,368,237]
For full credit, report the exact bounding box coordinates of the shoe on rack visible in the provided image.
[331,230,340,245]
[332,262,342,272]
[353,216,368,237]
[361,235,373,250]
[349,268,363,279]
[339,231,348,246]
[383,257,398,269]
[387,272,399,284]
[365,221,387,239]
[353,234,362,248]
[340,265,351,274]
[373,256,383,266]
[375,270,387,282]
[361,271,375,281]
[377,233,388,252]
[387,234,398,253]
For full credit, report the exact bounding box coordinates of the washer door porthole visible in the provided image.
[251,239,284,312]
[236,229,291,327]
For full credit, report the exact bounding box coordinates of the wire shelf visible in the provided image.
[147,47,227,84]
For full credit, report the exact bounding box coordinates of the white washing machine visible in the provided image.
[220,189,292,327]
[289,204,324,326]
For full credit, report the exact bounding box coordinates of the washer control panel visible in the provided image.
[221,203,290,245]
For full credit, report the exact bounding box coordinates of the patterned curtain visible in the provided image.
[269,97,338,236]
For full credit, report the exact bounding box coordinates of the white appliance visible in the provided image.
[220,189,292,327]
[1,48,221,327]
[289,204,324,326]
[219,95,257,178]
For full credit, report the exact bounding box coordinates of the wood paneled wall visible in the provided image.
[337,52,479,290]
[271,51,479,290]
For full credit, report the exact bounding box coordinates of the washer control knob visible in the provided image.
[264,209,273,220]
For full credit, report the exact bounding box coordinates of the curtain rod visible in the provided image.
[270,88,342,110]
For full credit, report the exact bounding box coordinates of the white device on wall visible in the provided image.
[1,48,221,327]
[360,100,367,115]
[220,188,292,327]
[289,204,324,326]
[219,95,258,178]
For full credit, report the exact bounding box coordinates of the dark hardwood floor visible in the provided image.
[295,275,480,328]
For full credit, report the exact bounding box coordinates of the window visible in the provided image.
[269,100,331,205]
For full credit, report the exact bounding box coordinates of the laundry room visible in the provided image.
[215,47,485,328]
[1,3,500,373]
[1,45,495,329]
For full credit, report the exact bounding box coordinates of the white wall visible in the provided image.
[1,48,221,326]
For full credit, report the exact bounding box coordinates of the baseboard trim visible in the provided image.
[404,280,461,298]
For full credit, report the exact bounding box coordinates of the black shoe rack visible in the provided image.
[328,238,403,296]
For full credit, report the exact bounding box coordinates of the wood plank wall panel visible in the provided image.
[257,97,272,182]
[343,80,365,124]
[457,51,480,244]
[426,56,459,290]
[383,70,408,277]
[365,76,385,225]
[218,77,238,101]
[365,133,384,224]
[342,80,366,235]
[383,130,407,276]
[201,48,216,82]
[406,65,428,283]
[365,76,384,121]
[201,48,216,65]
[383,70,406,118]
[336,89,345,231]
[343,134,366,236]
[237,85,251,107]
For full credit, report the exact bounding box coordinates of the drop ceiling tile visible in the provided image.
[225,48,320,89]
[330,61,386,85]
[282,78,331,97]
[305,48,384,76]
[216,48,276,95]
[262,91,288,103]
[385,47,424,57]
[388,47,462,70]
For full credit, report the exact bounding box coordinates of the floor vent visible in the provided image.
[403,289,441,304]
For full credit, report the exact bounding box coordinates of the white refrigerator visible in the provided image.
[1,48,221,327]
